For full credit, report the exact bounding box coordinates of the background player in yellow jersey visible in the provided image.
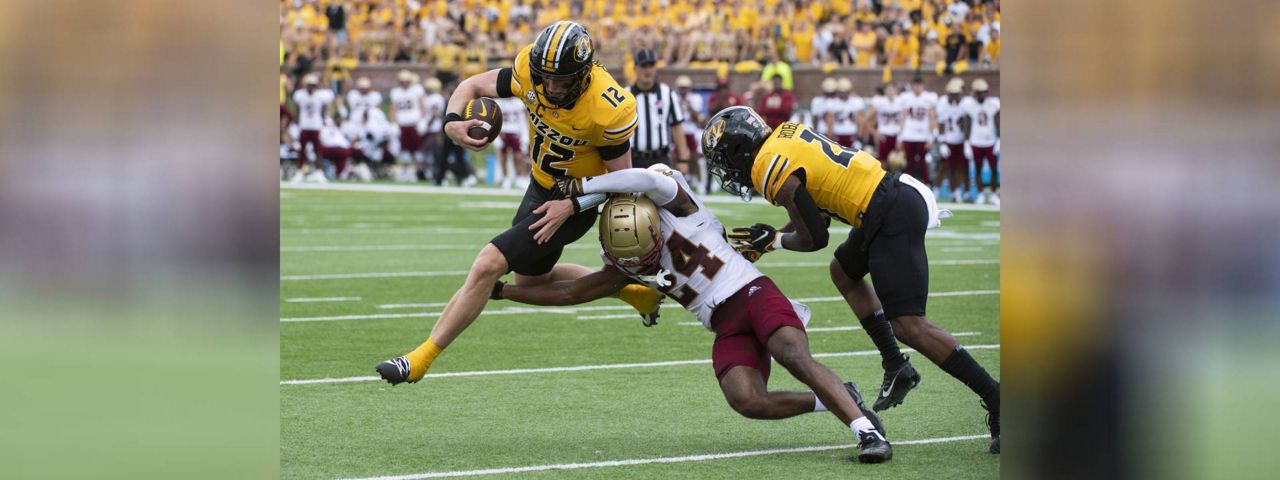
[702,106,1001,454]
[376,21,660,386]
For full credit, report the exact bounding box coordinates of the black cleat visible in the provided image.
[855,430,893,463]
[845,382,886,437]
[375,357,412,385]
[872,354,921,411]
[983,400,1000,454]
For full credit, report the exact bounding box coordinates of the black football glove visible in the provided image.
[551,176,585,199]
[727,223,779,263]
[490,280,505,300]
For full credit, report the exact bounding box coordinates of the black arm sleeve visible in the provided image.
[495,68,515,98]
[597,141,631,161]
[791,185,829,250]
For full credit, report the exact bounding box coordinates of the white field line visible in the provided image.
[339,434,989,480]
[281,344,999,385]
[282,244,595,253]
[282,271,470,281]
[282,260,996,281]
[281,182,1001,211]
[281,290,999,323]
[576,314,638,320]
[282,304,637,322]
[758,259,998,268]
[941,246,986,253]
[285,297,361,303]
[377,302,450,309]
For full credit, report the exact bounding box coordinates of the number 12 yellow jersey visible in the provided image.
[503,44,638,189]
[749,122,886,228]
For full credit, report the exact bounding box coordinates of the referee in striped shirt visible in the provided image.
[629,49,690,169]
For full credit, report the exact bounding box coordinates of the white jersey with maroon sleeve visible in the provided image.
[388,84,426,126]
[497,96,528,135]
[293,88,335,131]
[961,96,1000,147]
[871,94,904,136]
[680,92,706,137]
[345,90,382,121]
[423,93,446,134]
[810,95,830,134]
[899,91,938,142]
[935,96,966,145]
[831,95,866,137]
[603,172,763,329]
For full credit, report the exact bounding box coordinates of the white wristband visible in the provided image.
[771,234,785,251]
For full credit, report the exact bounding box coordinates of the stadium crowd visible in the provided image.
[281,0,1000,89]
[279,0,1000,203]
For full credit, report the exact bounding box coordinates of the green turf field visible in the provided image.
[281,185,1000,479]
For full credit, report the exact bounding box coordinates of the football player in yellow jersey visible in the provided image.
[375,21,661,388]
[703,106,1001,454]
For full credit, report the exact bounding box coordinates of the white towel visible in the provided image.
[791,300,811,327]
[899,173,953,229]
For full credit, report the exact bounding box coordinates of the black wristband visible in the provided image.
[570,197,582,214]
[444,112,464,128]
[489,280,505,300]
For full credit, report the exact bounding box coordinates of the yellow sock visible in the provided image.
[404,337,442,382]
[618,284,661,314]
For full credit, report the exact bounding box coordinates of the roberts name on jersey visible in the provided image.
[750,122,886,228]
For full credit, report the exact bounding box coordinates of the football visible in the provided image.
[463,97,502,144]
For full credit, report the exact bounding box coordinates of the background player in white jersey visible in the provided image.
[811,77,838,139]
[342,106,393,180]
[674,75,707,193]
[389,70,428,181]
[935,78,970,202]
[495,95,529,189]
[961,79,1000,204]
[832,78,866,150]
[345,77,382,123]
[898,77,939,187]
[496,165,894,463]
[421,77,447,181]
[290,74,334,174]
[869,83,904,168]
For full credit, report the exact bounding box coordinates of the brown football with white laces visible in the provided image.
[463,97,502,144]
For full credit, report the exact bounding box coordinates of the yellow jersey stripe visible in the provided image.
[604,115,638,134]
[767,158,791,197]
[760,154,782,200]
[546,21,570,69]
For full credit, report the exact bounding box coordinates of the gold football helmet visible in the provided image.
[599,194,662,274]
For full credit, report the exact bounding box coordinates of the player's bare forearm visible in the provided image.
[774,176,828,252]
[500,269,630,306]
[446,68,502,115]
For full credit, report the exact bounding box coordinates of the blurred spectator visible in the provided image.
[851,21,877,67]
[922,30,946,70]
[326,2,348,44]
[706,77,742,117]
[983,28,1001,67]
[760,48,793,91]
[755,75,794,129]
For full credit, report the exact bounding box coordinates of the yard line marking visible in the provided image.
[576,314,639,320]
[280,345,999,385]
[281,261,996,281]
[941,246,986,253]
[459,201,523,209]
[285,297,361,303]
[282,305,637,321]
[281,291,999,322]
[283,271,469,281]
[282,183,1000,211]
[758,259,998,268]
[378,302,450,309]
[282,244,596,253]
[337,434,990,480]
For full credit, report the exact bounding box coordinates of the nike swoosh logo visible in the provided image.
[477,101,487,117]
[881,376,897,398]
[571,125,585,131]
